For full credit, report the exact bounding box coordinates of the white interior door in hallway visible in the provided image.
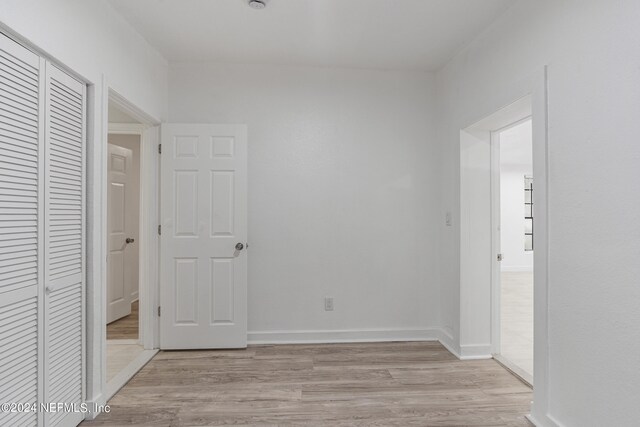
[107,143,135,323]
[0,32,86,427]
[160,124,247,349]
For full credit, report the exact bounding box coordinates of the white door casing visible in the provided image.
[490,131,502,355]
[107,143,134,324]
[160,124,247,349]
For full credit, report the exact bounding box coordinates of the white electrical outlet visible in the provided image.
[324,297,334,311]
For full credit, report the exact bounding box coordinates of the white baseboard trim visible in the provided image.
[501,266,534,273]
[84,393,105,420]
[459,343,492,360]
[436,329,461,358]
[247,328,491,361]
[107,338,139,345]
[526,412,563,427]
[105,349,158,401]
[248,328,441,345]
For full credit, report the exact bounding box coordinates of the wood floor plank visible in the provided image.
[84,341,533,426]
[107,300,139,340]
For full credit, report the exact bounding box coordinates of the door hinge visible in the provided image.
[157,306,161,316]
[158,224,161,235]
[497,253,503,261]
[158,143,162,154]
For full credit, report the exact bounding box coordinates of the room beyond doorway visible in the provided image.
[107,300,139,340]
[104,97,158,398]
[106,132,141,333]
[496,119,534,384]
[459,92,543,388]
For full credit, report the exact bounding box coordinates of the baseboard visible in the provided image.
[526,412,564,427]
[107,338,139,345]
[501,266,534,272]
[459,343,492,360]
[247,328,491,361]
[84,393,105,420]
[247,328,441,345]
[436,328,461,358]
[435,331,492,360]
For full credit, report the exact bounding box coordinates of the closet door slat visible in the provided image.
[0,33,41,427]
[44,63,85,427]
[1,32,87,427]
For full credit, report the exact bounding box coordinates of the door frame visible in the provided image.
[458,67,550,422]
[489,115,533,359]
[85,82,161,418]
[106,90,160,352]
[461,98,533,358]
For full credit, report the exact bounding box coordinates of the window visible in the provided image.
[524,175,533,251]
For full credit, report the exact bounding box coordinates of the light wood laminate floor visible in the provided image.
[107,300,139,340]
[86,342,532,426]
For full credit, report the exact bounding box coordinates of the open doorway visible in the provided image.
[494,119,534,384]
[459,71,548,420]
[460,94,538,385]
[105,97,157,398]
[106,131,141,338]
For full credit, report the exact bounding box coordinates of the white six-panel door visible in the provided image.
[160,124,247,349]
[0,33,85,427]
[107,143,134,323]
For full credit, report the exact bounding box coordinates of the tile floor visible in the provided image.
[500,271,534,382]
[107,301,143,382]
[107,341,145,382]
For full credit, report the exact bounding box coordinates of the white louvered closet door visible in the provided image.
[0,33,43,427]
[0,32,85,427]
[43,63,86,427]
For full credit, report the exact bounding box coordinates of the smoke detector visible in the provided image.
[248,0,266,9]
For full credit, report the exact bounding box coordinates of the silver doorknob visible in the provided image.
[235,243,244,251]
[126,237,135,244]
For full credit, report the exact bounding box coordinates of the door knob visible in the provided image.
[235,243,244,251]
[126,237,135,244]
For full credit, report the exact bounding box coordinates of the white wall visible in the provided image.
[108,134,141,301]
[0,1,168,120]
[169,62,441,341]
[500,120,533,272]
[437,0,640,425]
[0,0,168,412]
